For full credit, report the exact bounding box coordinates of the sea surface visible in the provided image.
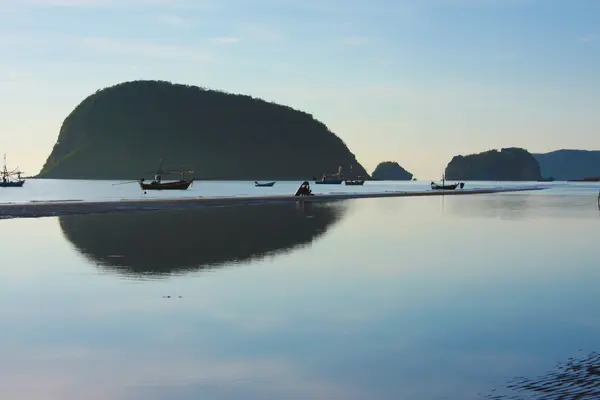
[0,178,562,204]
[1,180,600,399]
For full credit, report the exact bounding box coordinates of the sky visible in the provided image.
[0,0,599,179]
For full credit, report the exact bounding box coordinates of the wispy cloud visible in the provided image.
[208,36,240,45]
[24,0,112,6]
[74,36,212,61]
[239,25,282,42]
[156,13,191,28]
[7,0,197,8]
[0,33,213,63]
[578,35,596,43]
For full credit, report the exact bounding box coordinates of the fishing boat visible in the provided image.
[344,165,365,185]
[431,182,458,190]
[430,174,461,190]
[315,165,344,185]
[345,178,365,186]
[139,159,194,191]
[0,154,25,188]
[255,181,276,187]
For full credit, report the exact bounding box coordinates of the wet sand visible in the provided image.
[0,186,546,219]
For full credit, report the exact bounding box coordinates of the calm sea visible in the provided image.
[1,180,600,399]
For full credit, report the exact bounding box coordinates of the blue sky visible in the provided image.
[0,0,599,178]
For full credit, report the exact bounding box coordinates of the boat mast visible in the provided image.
[155,158,163,182]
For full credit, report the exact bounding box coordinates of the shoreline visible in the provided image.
[0,186,546,220]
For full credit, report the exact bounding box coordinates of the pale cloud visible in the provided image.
[75,36,212,61]
[156,13,192,28]
[0,33,213,62]
[208,36,240,44]
[579,35,596,43]
[5,0,198,8]
[240,25,282,42]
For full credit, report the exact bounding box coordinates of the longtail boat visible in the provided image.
[345,178,365,186]
[315,165,344,185]
[255,181,276,187]
[344,165,365,185]
[430,174,463,190]
[0,154,25,188]
[139,159,194,191]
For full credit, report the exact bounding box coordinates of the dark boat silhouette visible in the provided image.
[254,181,276,187]
[315,165,344,184]
[345,177,365,186]
[0,154,25,188]
[430,174,462,190]
[139,158,194,190]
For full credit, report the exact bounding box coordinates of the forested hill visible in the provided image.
[533,149,600,180]
[37,80,369,180]
[445,147,543,181]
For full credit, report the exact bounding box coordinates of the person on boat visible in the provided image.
[459,182,465,189]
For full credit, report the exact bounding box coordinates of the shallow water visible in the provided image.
[1,183,600,399]
[0,178,556,204]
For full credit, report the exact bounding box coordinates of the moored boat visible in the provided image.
[140,179,193,190]
[344,166,365,185]
[315,165,345,184]
[430,174,463,190]
[431,182,458,190]
[0,154,25,188]
[315,179,344,185]
[345,178,365,186]
[255,181,276,187]
[139,159,194,191]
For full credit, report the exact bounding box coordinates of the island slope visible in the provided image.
[37,80,368,180]
[445,147,542,181]
[533,149,600,181]
[371,161,413,180]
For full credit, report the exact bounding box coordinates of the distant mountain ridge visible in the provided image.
[533,149,600,181]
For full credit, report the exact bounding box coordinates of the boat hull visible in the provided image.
[139,179,193,190]
[345,179,365,186]
[0,180,25,187]
[431,184,458,190]
[315,179,344,185]
[255,181,276,187]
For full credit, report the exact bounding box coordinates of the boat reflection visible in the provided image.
[58,202,346,278]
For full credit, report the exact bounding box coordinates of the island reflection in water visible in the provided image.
[443,192,600,220]
[58,201,347,277]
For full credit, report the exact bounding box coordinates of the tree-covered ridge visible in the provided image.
[38,80,369,180]
[445,147,542,181]
[371,161,413,180]
[533,149,600,181]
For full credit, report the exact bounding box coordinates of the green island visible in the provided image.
[37,80,369,180]
[370,161,413,180]
[444,147,543,181]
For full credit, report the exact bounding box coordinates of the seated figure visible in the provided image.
[295,181,313,196]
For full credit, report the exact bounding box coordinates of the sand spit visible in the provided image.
[0,186,546,220]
